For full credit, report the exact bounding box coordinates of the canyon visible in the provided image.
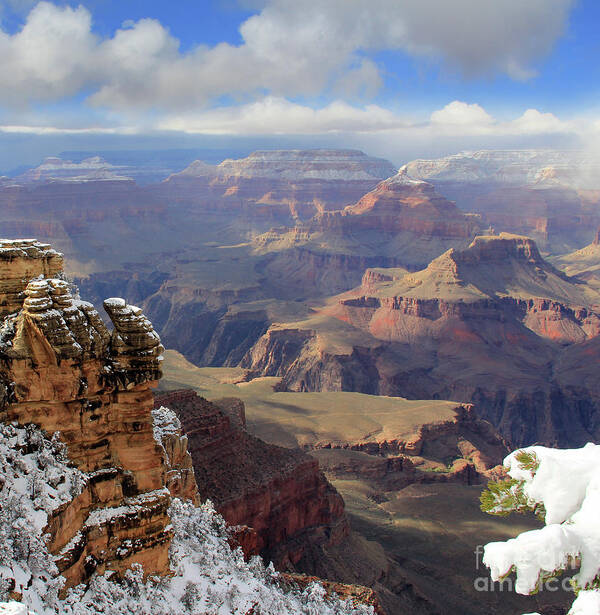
[405,150,600,251]
[0,146,592,614]
[3,148,599,452]
[241,233,600,447]
[160,149,397,223]
[0,238,384,614]
[153,389,349,570]
[0,239,190,591]
[71,152,481,368]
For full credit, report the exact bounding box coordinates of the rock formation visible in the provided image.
[280,574,386,615]
[251,168,481,300]
[153,389,349,569]
[14,156,132,184]
[161,149,397,223]
[0,149,479,374]
[0,238,387,615]
[0,239,197,591]
[242,234,600,447]
[552,226,600,291]
[159,350,550,615]
[404,149,600,251]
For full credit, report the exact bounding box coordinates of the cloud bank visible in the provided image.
[1,98,575,142]
[0,0,575,110]
[0,0,586,158]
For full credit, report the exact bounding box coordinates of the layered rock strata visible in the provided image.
[404,150,600,251]
[250,168,481,300]
[153,389,349,568]
[0,240,197,590]
[161,149,397,223]
[242,234,600,447]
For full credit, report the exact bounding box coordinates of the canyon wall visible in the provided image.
[153,389,349,569]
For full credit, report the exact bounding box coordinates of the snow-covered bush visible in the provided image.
[0,422,374,615]
[480,443,600,615]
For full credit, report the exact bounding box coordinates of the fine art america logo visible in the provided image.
[473,546,575,593]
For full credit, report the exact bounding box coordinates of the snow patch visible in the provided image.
[483,444,600,614]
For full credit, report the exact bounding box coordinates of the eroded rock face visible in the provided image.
[0,240,63,317]
[404,150,600,251]
[250,169,481,300]
[311,403,509,489]
[153,389,349,569]
[162,149,397,223]
[242,234,600,447]
[0,240,197,590]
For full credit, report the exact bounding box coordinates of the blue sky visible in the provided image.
[0,0,598,169]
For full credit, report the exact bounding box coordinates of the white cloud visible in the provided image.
[156,98,576,140]
[157,97,409,135]
[0,2,97,103]
[0,98,578,142]
[0,0,576,110]
[430,101,495,128]
[509,108,567,134]
[0,124,137,135]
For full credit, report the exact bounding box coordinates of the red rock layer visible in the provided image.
[313,171,480,239]
[153,389,349,568]
[242,235,600,447]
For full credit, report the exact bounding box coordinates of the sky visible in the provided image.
[0,0,598,171]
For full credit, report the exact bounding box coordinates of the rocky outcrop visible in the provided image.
[153,389,349,569]
[0,240,64,316]
[243,235,600,447]
[280,574,386,615]
[319,168,479,239]
[0,240,197,590]
[250,169,481,299]
[311,402,508,494]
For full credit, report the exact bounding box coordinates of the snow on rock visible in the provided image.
[152,406,182,445]
[569,589,600,614]
[404,149,600,188]
[0,422,85,606]
[60,500,374,614]
[483,444,600,614]
[0,603,34,614]
[173,149,397,182]
[14,156,132,184]
[0,423,372,615]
